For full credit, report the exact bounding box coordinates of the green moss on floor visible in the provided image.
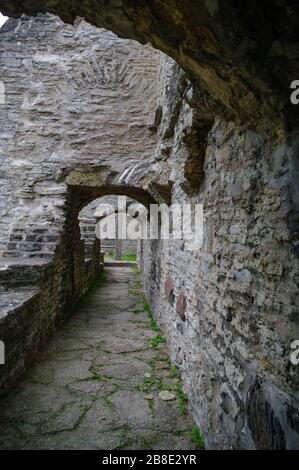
[103,383,122,410]
[141,435,161,450]
[137,376,164,393]
[149,334,166,347]
[175,383,188,415]
[0,266,201,450]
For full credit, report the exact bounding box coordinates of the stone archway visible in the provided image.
[79,195,142,262]
[63,179,159,276]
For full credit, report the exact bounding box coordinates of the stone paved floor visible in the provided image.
[0,267,197,450]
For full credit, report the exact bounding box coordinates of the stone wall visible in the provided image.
[140,72,299,448]
[0,215,103,395]
[0,14,160,397]
[0,13,298,450]
[0,14,161,254]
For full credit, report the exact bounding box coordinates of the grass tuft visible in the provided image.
[137,376,163,392]
[141,435,161,450]
[190,425,205,449]
[149,334,166,348]
[175,383,187,415]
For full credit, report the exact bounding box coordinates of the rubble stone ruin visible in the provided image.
[0,0,298,450]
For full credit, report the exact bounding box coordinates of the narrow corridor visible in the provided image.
[0,267,197,450]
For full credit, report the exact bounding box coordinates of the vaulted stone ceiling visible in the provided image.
[1,1,299,127]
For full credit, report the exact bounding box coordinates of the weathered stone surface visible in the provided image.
[159,390,176,402]
[0,267,196,450]
[176,292,187,322]
[141,115,299,449]
[0,12,298,451]
[1,1,299,126]
[164,277,174,306]
[0,15,166,253]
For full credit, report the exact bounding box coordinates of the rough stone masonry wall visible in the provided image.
[0,181,105,396]
[0,15,160,395]
[0,14,160,255]
[140,61,299,449]
[0,214,103,395]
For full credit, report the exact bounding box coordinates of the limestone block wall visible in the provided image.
[0,14,161,254]
[0,225,103,396]
[0,15,162,397]
[0,177,106,394]
[140,71,299,448]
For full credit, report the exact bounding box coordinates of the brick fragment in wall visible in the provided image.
[176,291,186,321]
[164,276,175,306]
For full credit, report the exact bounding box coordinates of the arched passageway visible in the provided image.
[79,195,143,262]
[0,183,202,450]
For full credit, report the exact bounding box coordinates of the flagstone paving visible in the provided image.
[0,267,197,450]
